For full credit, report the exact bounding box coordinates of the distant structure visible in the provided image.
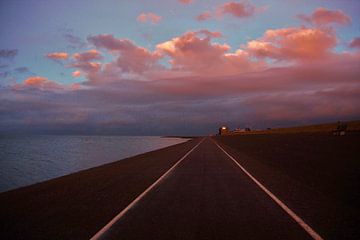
[233,128,244,134]
[218,126,230,135]
[233,127,251,134]
[218,126,252,135]
[333,121,347,136]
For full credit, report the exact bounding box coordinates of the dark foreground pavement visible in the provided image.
[0,138,201,239]
[216,133,360,240]
[2,133,357,239]
[99,138,312,240]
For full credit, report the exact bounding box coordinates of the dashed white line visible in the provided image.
[90,138,205,240]
[212,139,324,240]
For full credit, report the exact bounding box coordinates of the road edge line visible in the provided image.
[90,137,205,240]
[212,139,323,240]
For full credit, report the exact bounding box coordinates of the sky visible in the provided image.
[0,0,359,135]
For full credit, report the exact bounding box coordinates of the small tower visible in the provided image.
[218,126,230,135]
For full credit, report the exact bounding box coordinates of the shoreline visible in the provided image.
[161,135,198,139]
[0,137,194,195]
[0,135,191,193]
[0,138,201,239]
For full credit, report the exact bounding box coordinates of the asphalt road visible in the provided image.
[97,137,314,240]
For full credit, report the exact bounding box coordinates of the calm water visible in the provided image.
[0,135,189,193]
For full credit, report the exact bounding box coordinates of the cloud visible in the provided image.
[298,7,351,26]
[66,49,103,82]
[63,33,86,49]
[72,70,81,78]
[0,71,10,78]
[3,52,359,134]
[0,67,31,83]
[72,49,102,61]
[88,34,161,74]
[2,23,360,134]
[13,76,80,92]
[178,0,193,4]
[349,37,360,48]
[243,86,360,122]
[70,61,101,74]
[246,26,337,60]
[196,11,212,21]
[14,67,30,73]
[217,1,256,18]
[156,30,262,75]
[137,12,161,24]
[148,52,360,99]
[46,52,69,60]
[16,76,65,91]
[156,30,228,71]
[0,49,18,59]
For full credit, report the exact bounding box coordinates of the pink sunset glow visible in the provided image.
[350,38,360,48]
[298,7,351,26]
[0,0,359,134]
[197,11,212,21]
[178,0,193,4]
[46,52,69,60]
[137,12,161,24]
[72,70,81,78]
[218,1,256,18]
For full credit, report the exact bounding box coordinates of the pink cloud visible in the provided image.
[85,30,260,82]
[196,11,212,21]
[243,86,360,122]
[14,76,64,91]
[72,70,81,78]
[137,12,161,24]
[72,49,102,62]
[46,52,68,60]
[5,49,360,133]
[298,7,351,26]
[70,83,81,90]
[70,61,101,74]
[246,27,337,60]
[137,13,147,23]
[178,0,193,4]
[218,1,256,18]
[68,50,103,81]
[349,37,360,48]
[14,76,82,92]
[88,34,161,73]
[156,30,261,75]
[156,30,228,70]
[150,54,359,98]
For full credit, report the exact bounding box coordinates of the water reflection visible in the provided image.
[0,135,189,192]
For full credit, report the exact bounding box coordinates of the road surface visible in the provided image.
[94,137,317,240]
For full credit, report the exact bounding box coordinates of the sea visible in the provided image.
[0,135,189,193]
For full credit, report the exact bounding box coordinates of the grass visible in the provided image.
[231,120,360,135]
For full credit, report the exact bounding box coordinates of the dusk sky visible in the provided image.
[1,0,359,135]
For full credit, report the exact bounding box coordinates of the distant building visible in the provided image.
[219,126,230,135]
[233,128,245,134]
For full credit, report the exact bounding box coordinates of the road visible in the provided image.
[93,137,317,240]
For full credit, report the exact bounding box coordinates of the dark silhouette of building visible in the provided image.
[219,126,230,135]
[333,121,347,136]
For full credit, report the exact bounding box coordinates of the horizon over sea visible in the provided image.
[0,135,189,193]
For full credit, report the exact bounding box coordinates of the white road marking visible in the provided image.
[213,139,324,240]
[90,138,205,240]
